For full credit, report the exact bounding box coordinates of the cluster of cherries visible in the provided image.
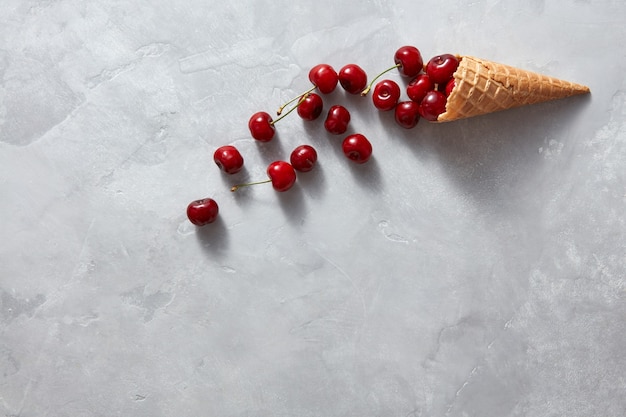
[186,46,460,226]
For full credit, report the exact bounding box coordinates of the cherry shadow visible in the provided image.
[275,183,308,225]
[194,215,230,258]
[255,131,286,164]
[395,93,593,211]
[218,166,248,188]
[346,155,383,191]
[296,162,327,200]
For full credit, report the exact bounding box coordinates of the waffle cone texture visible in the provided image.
[436,56,590,122]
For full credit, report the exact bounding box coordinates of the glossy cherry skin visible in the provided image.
[309,64,338,94]
[426,54,460,85]
[394,46,424,78]
[419,90,448,121]
[407,73,434,104]
[267,161,297,192]
[394,101,421,129]
[248,111,275,142]
[444,78,456,96]
[213,145,244,174]
[338,64,368,94]
[297,93,323,120]
[342,134,372,164]
[372,79,401,111]
[290,145,318,172]
[186,198,219,226]
[324,105,351,135]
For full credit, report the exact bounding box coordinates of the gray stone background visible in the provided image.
[1,0,624,416]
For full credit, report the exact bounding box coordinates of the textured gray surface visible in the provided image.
[1,1,625,416]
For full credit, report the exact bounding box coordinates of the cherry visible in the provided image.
[394,101,421,129]
[297,92,324,120]
[186,198,219,226]
[231,161,296,192]
[248,111,275,142]
[309,64,338,94]
[444,78,456,96]
[407,73,434,104]
[372,79,401,111]
[338,64,368,94]
[275,64,336,118]
[394,46,424,78]
[342,134,372,164]
[324,105,351,135]
[252,91,318,141]
[290,145,318,172]
[426,54,460,85]
[266,161,297,191]
[213,145,244,174]
[419,90,448,121]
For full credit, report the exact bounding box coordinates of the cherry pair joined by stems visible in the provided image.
[249,64,339,141]
[276,64,338,116]
[230,142,319,192]
[248,93,315,141]
[362,45,423,114]
[248,89,316,141]
[361,45,423,96]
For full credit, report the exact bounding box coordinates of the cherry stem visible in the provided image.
[276,85,317,115]
[270,91,311,125]
[361,63,400,96]
[230,179,271,192]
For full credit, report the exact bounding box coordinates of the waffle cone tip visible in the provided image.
[436,56,590,122]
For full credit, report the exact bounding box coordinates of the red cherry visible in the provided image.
[231,161,296,192]
[419,90,448,121]
[407,73,434,104]
[338,64,368,94]
[266,161,297,191]
[444,78,456,96]
[324,105,351,135]
[248,111,275,142]
[297,92,324,120]
[372,79,401,111]
[394,101,421,129]
[394,46,424,78]
[290,145,318,172]
[186,198,219,226]
[308,64,338,94]
[213,145,244,174]
[426,54,460,85]
[342,134,372,164]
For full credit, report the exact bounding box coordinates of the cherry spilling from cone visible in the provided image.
[188,45,590,226]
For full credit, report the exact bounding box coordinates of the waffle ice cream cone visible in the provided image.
[436,56,590,122]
